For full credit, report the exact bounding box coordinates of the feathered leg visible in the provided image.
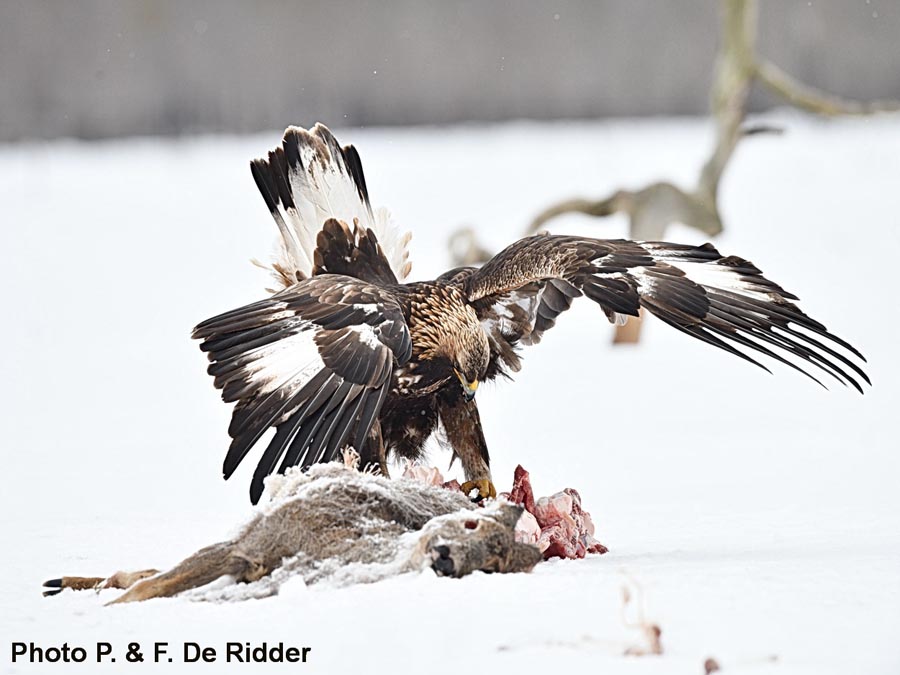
[438,394,495,500]
[360,420,389,476]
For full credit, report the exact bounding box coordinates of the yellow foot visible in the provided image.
[460,479,497,501]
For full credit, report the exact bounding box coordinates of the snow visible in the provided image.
[2,115,899,674]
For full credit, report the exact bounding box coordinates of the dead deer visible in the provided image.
[44,462,541,604]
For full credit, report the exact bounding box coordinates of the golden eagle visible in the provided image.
[193,124,869,503]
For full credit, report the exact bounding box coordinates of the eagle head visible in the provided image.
[413,289,489,401]
[451,322,489,402]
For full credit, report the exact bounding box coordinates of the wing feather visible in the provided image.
[193,274,411,503]
[464,234,868,391]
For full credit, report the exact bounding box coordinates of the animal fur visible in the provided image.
[45,464,541,604]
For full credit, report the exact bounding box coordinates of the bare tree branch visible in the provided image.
[529,194,622,234]
[526,0,754,341]
[697,0,756,206]
[755,59,900,116]
[448,0,900,345]
[448,227,497,266]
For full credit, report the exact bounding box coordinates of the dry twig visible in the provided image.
[620,573,663,657]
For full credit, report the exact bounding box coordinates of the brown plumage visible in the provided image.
[194,124,869,503]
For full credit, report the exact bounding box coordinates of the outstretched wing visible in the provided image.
[464,234,869,391]
[250,123,412,288]
[193,275,412,503]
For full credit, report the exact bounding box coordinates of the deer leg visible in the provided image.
[108,542,258,604]
[43,569,159,596]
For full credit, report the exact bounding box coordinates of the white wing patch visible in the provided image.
[481,290,536,343]
[351,324,383,350]
[641,242,777,302]
[243,324,324,396]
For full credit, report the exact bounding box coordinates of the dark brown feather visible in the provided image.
[464,234,868,390]
[193,274,411,503]
[313,218,399,285]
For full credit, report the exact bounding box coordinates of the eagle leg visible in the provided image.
[360,420,389,477]
[438,394,494,501]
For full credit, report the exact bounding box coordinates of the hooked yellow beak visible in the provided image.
[455,370,479,402]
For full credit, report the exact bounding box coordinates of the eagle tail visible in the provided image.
[250,124,411,288]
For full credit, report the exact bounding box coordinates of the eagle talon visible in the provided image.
[460,479,496,502]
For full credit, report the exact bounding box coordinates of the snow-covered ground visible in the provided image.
[2,116,898,674]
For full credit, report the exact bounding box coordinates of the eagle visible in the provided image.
[193,123,869,504]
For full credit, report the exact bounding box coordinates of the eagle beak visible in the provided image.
[456,371,479,402]
[463,380,478,402]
